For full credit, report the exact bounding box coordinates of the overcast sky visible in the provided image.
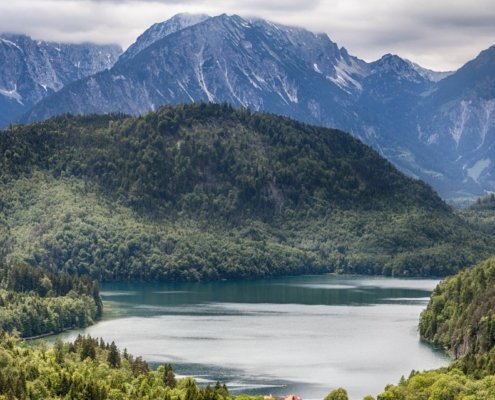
[0,0,493,71]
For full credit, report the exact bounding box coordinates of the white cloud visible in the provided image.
[0,0,493,70]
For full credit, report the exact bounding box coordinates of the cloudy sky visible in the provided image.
[0,0,493,71]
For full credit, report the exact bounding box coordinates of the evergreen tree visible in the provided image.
[107,341,121,368]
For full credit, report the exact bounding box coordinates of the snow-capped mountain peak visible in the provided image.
[119,13,210,63]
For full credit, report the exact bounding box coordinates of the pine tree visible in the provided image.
[107,341,121,368]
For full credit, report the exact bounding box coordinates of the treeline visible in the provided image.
[1,103,494,280]
[0,333,243,400]
[470,193,495,211]
[0,264,101,337]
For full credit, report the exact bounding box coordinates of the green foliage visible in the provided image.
[107,341,121,368]
[458,207,495,236]
[376,368,495,400]
[0,333,251,400]
[420,257,495,362]
[0,264,101,338]
[324,388,348,400]
[1,103,494,280]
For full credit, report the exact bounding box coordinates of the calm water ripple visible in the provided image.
[53,274,449,400]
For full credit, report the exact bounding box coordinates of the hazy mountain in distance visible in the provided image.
[0,33,122,128]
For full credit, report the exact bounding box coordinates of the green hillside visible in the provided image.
[0,333,252,400]
[0,263,101,338]
[420,256,495,375]
[367,256,495,399]
[1,103,493,280]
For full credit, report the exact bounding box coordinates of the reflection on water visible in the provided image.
[52,274,449,400]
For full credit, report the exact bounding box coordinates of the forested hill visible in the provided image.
[1,103,493,280]
[420,256,495,374]
[367,257,495,399]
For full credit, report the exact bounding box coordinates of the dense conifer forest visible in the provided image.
[1,103,494,281]
[0,264,101,337]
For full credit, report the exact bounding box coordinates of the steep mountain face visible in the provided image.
[0,34,122,128]
[415,46,495,200]
[23,14,367,130]
[17,14,495,202]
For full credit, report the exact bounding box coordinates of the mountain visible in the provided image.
[22,14,367,130]
[2,103,493,281]
[17,14,495,202]
[0,33,122,128]
[405,59,453,82]
[414,46,495,201]
[119,12,209,63]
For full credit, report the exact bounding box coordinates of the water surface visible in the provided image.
[54,274,449,400]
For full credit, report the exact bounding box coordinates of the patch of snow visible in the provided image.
[0,84,23,104]
[242,40,252,50]
[177,80,195,102]
[221,60,247,107]
[280,76,298,103]
[252,72,266,86]
[0,38,22,52]
[328,58,365,91]
[194,47,214,102]
[467,158,491,182]
[240,68,262,90]
[450,100,470,145]
[479,99,495,146]
[427,133,439,145]
[313,63,322,73]
[112,75,126,81]
[155,88,165,98]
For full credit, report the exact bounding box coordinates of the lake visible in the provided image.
[53,274,449,400]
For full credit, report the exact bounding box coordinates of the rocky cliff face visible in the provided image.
[0,34,121,127]
[15,14,495,202]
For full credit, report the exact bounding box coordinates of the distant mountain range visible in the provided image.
[0,34,122,127]
[2,13,494,202]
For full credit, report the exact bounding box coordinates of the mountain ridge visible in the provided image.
[8,14,495,203]
[0,33,122,128]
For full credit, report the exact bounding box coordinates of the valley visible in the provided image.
[1,6,495,400]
